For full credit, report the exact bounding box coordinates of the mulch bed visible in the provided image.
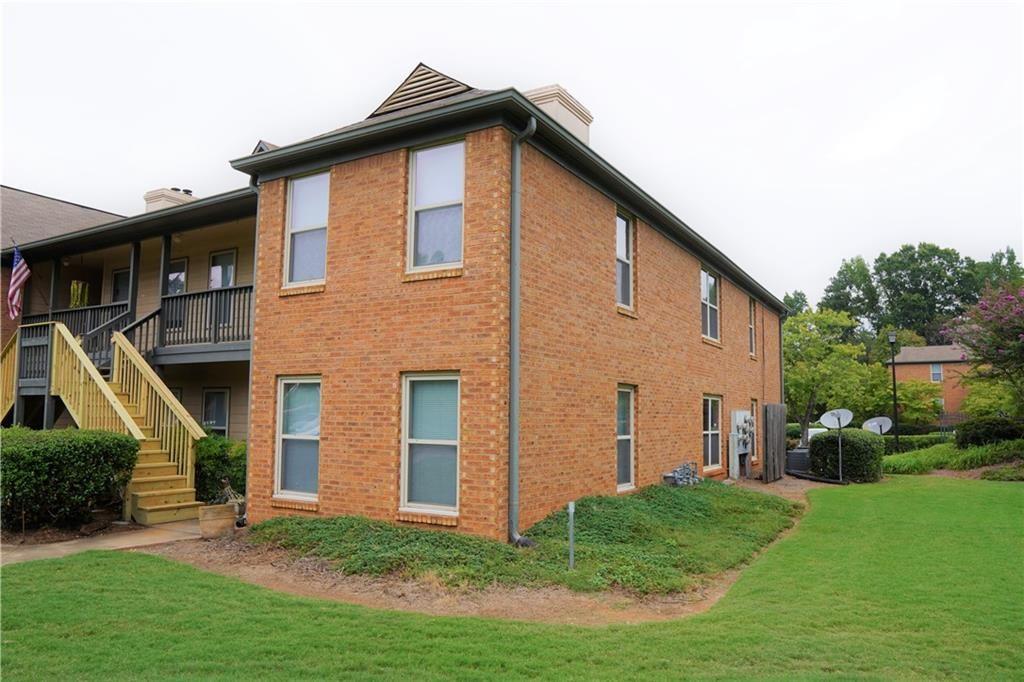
[1,510,144,546]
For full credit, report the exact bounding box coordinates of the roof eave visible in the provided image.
[230,90,787,313]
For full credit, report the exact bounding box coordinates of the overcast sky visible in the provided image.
[3,2,1021,304]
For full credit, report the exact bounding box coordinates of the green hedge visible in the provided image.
[809,429,884,482]
[882,433,949,454]
[955,417,1024,449]
[0,427,139,528]
[194,433,246,503]
[883,439,1024,475]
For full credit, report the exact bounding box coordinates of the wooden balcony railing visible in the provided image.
[161,285,253,346]
[80,311,134,369]
[23,302,129,338]
[1,331,18,418]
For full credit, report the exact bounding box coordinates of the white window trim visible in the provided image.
[748,298,757,356]
[400,372,460,516]
[209,248,237,289]
[283,172,330,288]
[616,213,634,310]
[406,140,465,274]
[701,269,721,341]
[274,376,321,502]
[202,387,230,437]
[703,395,723,471]
[930,363,943,382]
[617,385,635,492]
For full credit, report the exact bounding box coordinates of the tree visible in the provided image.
[783,310,864,444]
[783,290,809,314]
[857,327,926,365]
[873,243,980,343]
[944,285,1024,417]
[820,256,879,330]
[887,380,942,425]
[960,378,1017,419]
[973,247,1024,290]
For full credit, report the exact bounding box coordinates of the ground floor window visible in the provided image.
[202,388,229,437]
[703,396,722,470]
[275,377,320,500]
[402,373,459,514]
[617,386,635,490]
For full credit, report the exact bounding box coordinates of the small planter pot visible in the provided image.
[198,503,238,539]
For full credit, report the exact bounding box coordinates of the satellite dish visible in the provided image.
[862,416,893,435]
[819,409,853,429]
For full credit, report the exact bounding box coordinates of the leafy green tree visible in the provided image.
[857,327,926,364]
[783,290,809,314]
[873,243,980,343]
[973,247,1024,290]
[820,256,879,330]
[960,378,1017,419]
[888,380,942,425]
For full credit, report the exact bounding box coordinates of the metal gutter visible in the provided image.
[508,116,537,547]
[231,90,785,313]
[1,187,257,264]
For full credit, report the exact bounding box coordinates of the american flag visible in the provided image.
[7,246,31,320]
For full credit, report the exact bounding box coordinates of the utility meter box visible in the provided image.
[728,410,755,479]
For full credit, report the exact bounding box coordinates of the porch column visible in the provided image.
[157,234,171,346]
[47,258,60,319]
[127,241,141,319]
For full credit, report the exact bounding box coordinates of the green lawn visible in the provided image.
[249,482,799,594]
[3,476,1022,679]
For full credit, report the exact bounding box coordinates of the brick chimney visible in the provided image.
[143,187,197,213]
[523,85,593,144]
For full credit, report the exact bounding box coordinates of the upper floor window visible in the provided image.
[285,172,329,286]
[748,298,757,355]
[616,214,633,308]
[930,363,943,382]
[701,269,720,340]
[409,141,464,271]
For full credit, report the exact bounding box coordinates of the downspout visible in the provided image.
[509,116,537,547]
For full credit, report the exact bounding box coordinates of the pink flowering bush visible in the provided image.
[944,285,1024,416]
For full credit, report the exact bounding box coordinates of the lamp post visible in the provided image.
[887,331,900,452]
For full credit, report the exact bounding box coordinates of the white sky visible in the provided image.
[3,2,1022,304]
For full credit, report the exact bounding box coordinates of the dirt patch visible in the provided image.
[2,514,144,546]
[733,474,826,502]
[138,533,755,625]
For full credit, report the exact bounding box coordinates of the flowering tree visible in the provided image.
[944,285,1024,417]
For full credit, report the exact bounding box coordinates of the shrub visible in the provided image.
[1,427,138,528]
[893,423,943,436]
[980,462,1024,481]
[194,433,246,503]
[883,443,956,474]
[954,417,1024,449]
[882,439,1024,475]
[786,423,802,439]
[948,439,1024,470]
[809,429,884,482]
[882,433,950,454]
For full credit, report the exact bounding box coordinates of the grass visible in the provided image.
[3,476,1022,679]
[249,482,800,594]
[883,438,1024,474]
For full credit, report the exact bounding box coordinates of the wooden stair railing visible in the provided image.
[110,331,205,488]
[1,330,18,419]
[48,323,144,439]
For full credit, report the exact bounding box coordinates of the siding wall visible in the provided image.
[160,361,251,441]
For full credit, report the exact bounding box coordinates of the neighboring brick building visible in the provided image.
[889,344,970,415]
[232,65,786,540]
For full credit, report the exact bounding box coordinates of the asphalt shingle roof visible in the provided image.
[891,344,968,364]
[1,186,123,247]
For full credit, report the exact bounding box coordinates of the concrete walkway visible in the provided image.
[1,519,200,566]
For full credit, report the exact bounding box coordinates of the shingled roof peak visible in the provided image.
[369,63,472,118]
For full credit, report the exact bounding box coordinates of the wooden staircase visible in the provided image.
[111,387,203,524]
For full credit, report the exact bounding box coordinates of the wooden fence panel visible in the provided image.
[763,403,787,483]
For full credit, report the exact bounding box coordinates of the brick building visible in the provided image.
[3,65,785,539]
[889,344,970,415]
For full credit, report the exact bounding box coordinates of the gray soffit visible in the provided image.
[1,187,257,265]
[370,63,473,118]
[231,89,787,313]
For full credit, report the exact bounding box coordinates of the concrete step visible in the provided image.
[134,501,202,525]
[132,462,178,478]
[129,475,188,492]
[132,487,196,507]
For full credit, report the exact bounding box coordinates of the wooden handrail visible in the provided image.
[111,331,205,486]
[1,330,18,418]
[48,323,144,439]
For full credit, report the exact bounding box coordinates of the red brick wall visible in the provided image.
[517,144,782,529]
[893,361,969,414]
[0,265,20,347]
[246,127,511,539]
